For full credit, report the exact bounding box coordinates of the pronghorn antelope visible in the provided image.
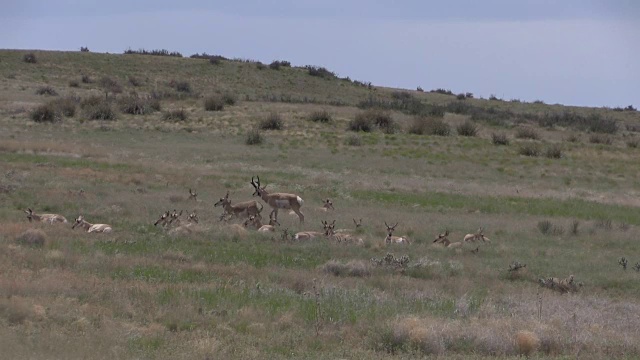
[214,191,264,220]
[24,208,68,224]
[433,230,450,244]
[538,274,580,293]
[187,210,199,224]
[320,198,334,211]
[384,222,410,245]
[463,227,491,243]
[72,215,112,233]
[251,176,304,224]
[168,209,183,226]
[293,222,325,241]
[244,213,280,232]
[323,220,363,245]
[353,218,363,230]
[154,211,170,226]
[188,188,198,201]
[433,230,463,248]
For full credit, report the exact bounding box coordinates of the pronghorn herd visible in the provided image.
[21,175,494,249]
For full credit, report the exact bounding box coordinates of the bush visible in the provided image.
[345,134,363,146]
[119,95,160,115]
[416,86,424,92]
[68,80,80,88]
[518,143,540,157]
[23,53,37,63]
[430,88,453,95]
[515,127,539,140]
[350,109,397,133]
[81,74,92,84]
[35,86,58,96]
[456,121,478,137]
[209,56,225,65]
[16,229,46,247]
[222,93,237,106]
[322,260,370,277]
[538,220,564,236]
[627,138,639,148]
[163,109,188,122]
[409,116,451,136]
[589,134,612,145]
[50,97,77,117]
[308,110,332,123]
[80,46,89,52]
[83,99,117,120]
[204,96,224,111]
[456,93,466,100]
[306,65,336,79]
[259,112,283,130]
[256,62,266,70]
[128,76,142,87]
[269,60,291,70]
[564,134,580,143]
[30,103,60,123]
[124,48,182,57]
[544,144,563,159]
[169,80,191,93]
[99,76,122,97]
[245,129,264,145]
[489,94,500,101]
[491,132,509,146]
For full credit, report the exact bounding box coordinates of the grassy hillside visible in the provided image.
[1,49,640,359]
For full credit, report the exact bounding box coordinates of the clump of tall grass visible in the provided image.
[245,129,264,145]
[259,112,284,130]
[544,144,563,159]
[308,110,332,123]
[491,132,510,145]
[456,121,478,137]
[345,134,363,146]
[515,127,539,140]
[538,220,564,235]
[409,116,451,136]
[119,94,160,115]
[322,260,370,277]
[30,103,60,123]
[518,143,540,157]
[16,229,47,247]
[81,96,117,120]
[163,108,188,122]
[168,79,191,93]
[204,95,225,111]
[589,134,613,145]
[35,86,58,96]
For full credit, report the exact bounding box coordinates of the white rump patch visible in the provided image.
[296,196,304,206]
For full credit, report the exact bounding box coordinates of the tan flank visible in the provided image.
[243,213,280,232]
[463,227,491,243]
[251,176,304,224]
[71,215,112,233]
[384,222,410,245]
[24,208,68,224]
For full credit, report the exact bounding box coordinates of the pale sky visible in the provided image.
[2,1,639,108]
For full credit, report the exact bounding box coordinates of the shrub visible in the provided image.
[209,56,224,65]
[430,88,453,95]
[544,144,563,159]
[409,117,451,136]
[515,127,539,140]
[625,105,637,112]
[456,93,466,100]
[586,114,617,134]
[16,229,47,247]
[169,80,191,93]
[259,112,284,130]
[50,97,77,117]
[306,65,336,79]
[256,62,266,70]
[627,138,639,148]
[124,48,182,57]
[416,86,424,92]
[589,134,612,145]
[204,95,224,111]
[456,121,478,137]
[518,143,540,157]
[23,53,37,63]
[533,99,545,104]
[30,103,60,123]
[222,93,237,106]
[81,74,92,84]
[269,60,291,70]
[538,220,564,236]
[308,110,332,123]
[322,260,370,277]
[99,76,122,97]
[35,86,58,96]
[245,129,264,145]
[491,132,509,146]
[345,134,362,146]
[564,134,580,143]
[465,92,474,99]
[489,94,500,101]
[128,76,142,87]
[163,109,188,122]
[351,109,397,133]
[83,99,117,120]
[80,46,89,52]
[119,95,160,115]
[68,80,80,88]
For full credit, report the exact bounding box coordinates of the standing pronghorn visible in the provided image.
[384,222,410,245]
[188,188,198,201]
[214,191,264,220]
[72,215,112,233]
[24,208,68,224]
[250,176,305,224]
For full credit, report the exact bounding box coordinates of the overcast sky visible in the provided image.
[2,1,638,107]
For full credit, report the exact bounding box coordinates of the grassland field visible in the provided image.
[1,49,640,359]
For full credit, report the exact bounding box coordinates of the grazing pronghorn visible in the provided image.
[24,208,68,224]
[154,211,170,226]
[244,213,280,232]
[250,176,304,224]
[384,222,410,245]
[214,191,263,220]
[323,220,363,245]
[353,218,363,230]
[463,227,491,243]
[188,188,198,201]
[72,215,112,233]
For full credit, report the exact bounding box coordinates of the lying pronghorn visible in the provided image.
[72,215,112,233]
[323,220,363,245]
[293,222,325,241]
[433,230,463,248]
[187,210,199,224]
[188,188,198,201]
[353,218,363,230]
[244,214,280,232]
[214,191,263,220]
[251,176,304,223]
[168,209,183,226]
[24,208,68,224]
[463,227,491,243]
[538,274,580,293]
[320,198,334,211]
[384,222,410,245]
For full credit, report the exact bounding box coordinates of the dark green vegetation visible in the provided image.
[1,49,640,359]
